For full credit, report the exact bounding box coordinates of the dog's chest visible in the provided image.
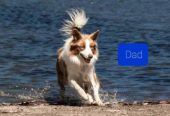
[69,64,91,82]
[77,66,89,80]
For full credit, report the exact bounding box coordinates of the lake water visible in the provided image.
[0,0,170,104]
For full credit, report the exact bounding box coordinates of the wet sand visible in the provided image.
[0,104,170,116]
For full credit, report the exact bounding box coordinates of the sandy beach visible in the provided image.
[0,103,170,116]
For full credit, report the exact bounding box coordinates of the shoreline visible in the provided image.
[1,99,170,106]
[0,102,170,116]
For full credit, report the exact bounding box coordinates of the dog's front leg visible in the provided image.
[69,79,93,104]
[93,82,103,106]
[88,70,103,106]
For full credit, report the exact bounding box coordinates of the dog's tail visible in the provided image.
[60,9,88,36]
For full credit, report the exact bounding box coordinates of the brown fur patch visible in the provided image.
[90,42,97,54]
[56,48,68,91]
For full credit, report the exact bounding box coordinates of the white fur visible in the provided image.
[81,39,93,59]
[60,9,89,36]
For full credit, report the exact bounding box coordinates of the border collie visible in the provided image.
[56,9,103,106]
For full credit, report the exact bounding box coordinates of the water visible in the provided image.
[0,0,170,104]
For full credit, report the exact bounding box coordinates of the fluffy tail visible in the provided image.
[60,9,89,36]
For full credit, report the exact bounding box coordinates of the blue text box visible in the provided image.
[118,43,148,66]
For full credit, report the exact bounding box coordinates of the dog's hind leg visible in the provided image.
[58,79,65,100]
[83,82,94,104]
[57,63,67,100]
[57,67,65,100]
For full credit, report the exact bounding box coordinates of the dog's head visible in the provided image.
[69,29,99,64]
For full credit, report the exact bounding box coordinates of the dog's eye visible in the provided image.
[78,46,84,50]
[90,45,96,49]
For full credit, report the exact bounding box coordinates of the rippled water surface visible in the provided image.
[0,0,170,104]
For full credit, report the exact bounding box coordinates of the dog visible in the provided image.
[56,9,103,106]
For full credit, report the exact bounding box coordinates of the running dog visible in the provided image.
[56,9,103,106]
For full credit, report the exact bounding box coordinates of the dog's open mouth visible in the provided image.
[80,54,91,63]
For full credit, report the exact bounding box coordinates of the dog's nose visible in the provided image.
[88,54,93,59]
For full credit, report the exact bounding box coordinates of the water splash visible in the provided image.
[16,82,51,101]
[0,91,10,97]
[0,82,52,103]
[100,89,124,106]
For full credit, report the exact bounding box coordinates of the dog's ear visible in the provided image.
[72,29,82,42]
[90,30,99,41]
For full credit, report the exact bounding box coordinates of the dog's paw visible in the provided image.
[96,100,104,106]
[87,94,94,104]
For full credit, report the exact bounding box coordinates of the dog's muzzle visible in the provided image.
[80,53,93,63]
